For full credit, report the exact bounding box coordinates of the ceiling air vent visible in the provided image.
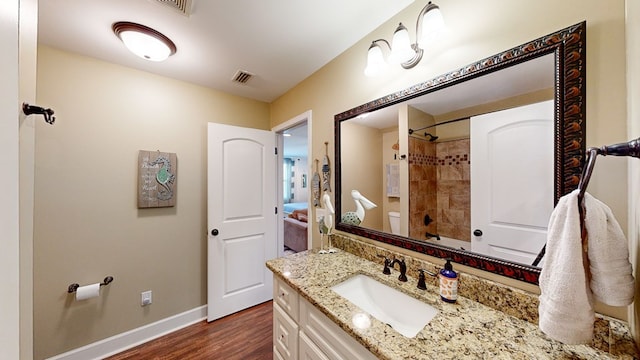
[232,70,254,84]
[152,0,193,16]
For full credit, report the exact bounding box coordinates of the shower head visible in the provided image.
[424,132,438,142]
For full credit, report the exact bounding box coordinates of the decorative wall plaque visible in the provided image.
[138,150,177,208]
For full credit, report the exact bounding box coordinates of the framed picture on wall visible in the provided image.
[138,150,177,208]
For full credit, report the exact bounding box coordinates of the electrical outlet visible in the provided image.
[141,290,152,306]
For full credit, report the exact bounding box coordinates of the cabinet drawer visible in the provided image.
[274,276,299,321]
[300,298,377,360]
[273,303,299,360]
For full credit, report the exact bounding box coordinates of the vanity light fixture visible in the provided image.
[364,1,445,77]
[112,22,177,62]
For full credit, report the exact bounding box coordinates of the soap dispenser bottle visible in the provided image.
[439,259,458,303]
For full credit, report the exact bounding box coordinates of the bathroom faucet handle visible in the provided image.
[378,255,391,275]
[420,268,437,277]
[417,269,437,290]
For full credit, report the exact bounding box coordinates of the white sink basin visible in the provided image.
[331,274,438,338]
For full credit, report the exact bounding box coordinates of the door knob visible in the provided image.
[211,229,219,236]
[473,229,483,236]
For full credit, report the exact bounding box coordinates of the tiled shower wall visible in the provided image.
[409,137,471,242]
[408,137,436,239]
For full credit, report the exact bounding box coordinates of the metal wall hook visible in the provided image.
[22,102,55,125]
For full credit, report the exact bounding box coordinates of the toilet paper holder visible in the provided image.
[68,276,114,293]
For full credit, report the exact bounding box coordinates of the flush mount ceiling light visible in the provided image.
[112,22,177,62]
[364,1,445,77]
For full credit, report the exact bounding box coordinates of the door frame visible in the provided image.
[1,1,21,357]
[272,110,313,256]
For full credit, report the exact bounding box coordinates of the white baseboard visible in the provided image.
[46,305,207,360]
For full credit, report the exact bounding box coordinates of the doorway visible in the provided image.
[273,111,312,257]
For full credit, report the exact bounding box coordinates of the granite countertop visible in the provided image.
[266,249,636,360]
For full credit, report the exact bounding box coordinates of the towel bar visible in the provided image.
[578,137,640,202]
[531,137,640,267]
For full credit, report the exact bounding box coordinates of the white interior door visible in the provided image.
[207,123,277,321]
[470,100,554,265]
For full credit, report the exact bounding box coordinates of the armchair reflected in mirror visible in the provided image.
[334,22,586,284]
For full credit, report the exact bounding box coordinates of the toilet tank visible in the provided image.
[388,211,400,235]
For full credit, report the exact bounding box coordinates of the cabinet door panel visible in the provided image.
[274,303,299,360]
[274,346,286,360]
[299,332,330,360]
[300,298,377,360]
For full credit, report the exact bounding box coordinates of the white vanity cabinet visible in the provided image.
[272,276,378,360]
[273,276,299,360]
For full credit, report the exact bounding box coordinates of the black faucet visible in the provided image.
[390,258,407,282]
[425,231,441,240]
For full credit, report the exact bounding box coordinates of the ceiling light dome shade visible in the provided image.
[364,42,387,77]
[420,3,446,45]
[113,22,177,62]
[389,23,415,64]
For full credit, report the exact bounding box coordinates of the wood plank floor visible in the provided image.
[106,301,273,360]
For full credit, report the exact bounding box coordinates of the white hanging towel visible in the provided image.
[583,192,635,306]
[539,189,635,344]
[539,189,594,344]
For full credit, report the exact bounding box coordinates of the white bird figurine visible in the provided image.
[322,193,334,234]
[341,190,377,226]
[322,193,337,253]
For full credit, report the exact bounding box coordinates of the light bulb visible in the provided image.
[119,31,172,61]
[389,23,415,64]
[420,6,446,46]
[364,43,387,77]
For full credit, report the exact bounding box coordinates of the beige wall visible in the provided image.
[408,105,434,132]
[381,128,400,233]
[271,0,629,316]
[340,122,383,230]
[34,46,270,359]
[433,89,554,141]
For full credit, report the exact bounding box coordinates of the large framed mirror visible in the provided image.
[334,22,585,285]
